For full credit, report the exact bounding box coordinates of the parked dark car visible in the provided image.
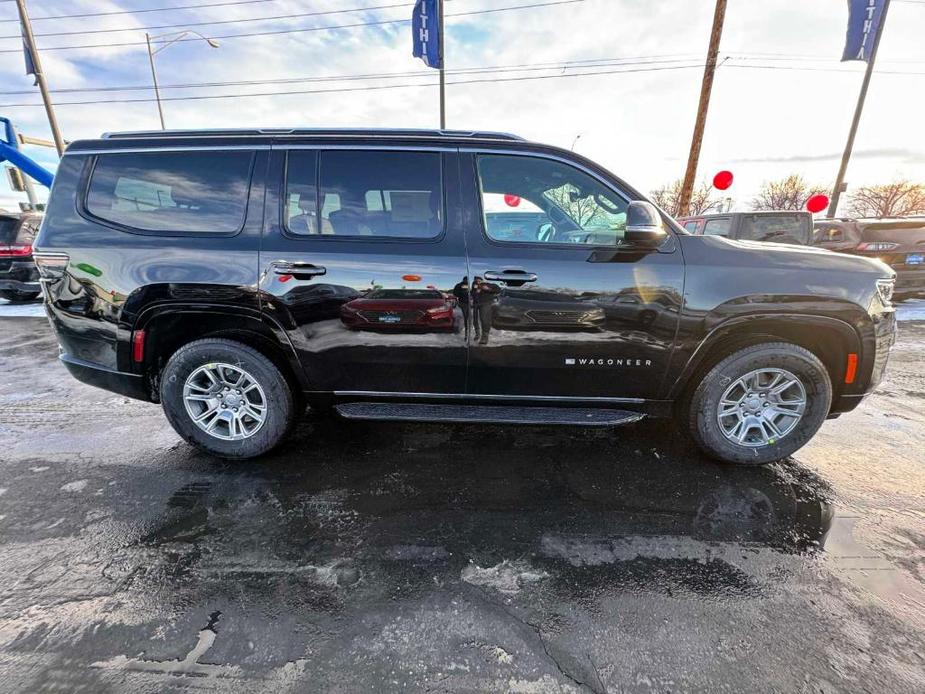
[340,288,456,331]
[678,211,813,245]
[0,210,42,302]
[34,128,895,465]
[813,217,925,299]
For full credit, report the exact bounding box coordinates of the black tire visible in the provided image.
[159,338,295,459]
[0,289,40,303]
[686,342,832,465]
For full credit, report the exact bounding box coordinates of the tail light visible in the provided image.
[857,241,899,252]
[132,329,146,363]
[0,244,32,257]
[32,252,69,281]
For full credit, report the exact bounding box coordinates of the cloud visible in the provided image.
[728,148,925,165]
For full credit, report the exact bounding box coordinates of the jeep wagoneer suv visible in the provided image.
[33,129,896,464]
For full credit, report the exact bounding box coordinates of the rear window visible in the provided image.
[284,150,444,239]
[86,151,254,233]
[861,223,925,243]
[0,217,16,241]
[739,214,810,244]
[703,218,731,237]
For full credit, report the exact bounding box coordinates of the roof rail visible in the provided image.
[101,127,526,141]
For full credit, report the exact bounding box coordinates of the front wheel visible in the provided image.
[686,342,832,465]
[160,338,295,459]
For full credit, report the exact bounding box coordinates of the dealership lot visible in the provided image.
[0,310,923,692]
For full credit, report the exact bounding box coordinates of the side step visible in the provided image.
[334,403,644,427]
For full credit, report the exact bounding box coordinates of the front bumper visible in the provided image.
[830,308,896,414]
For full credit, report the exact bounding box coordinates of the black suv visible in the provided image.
[813,217,925,300]
[0,210,42,302]
[33,129,896,465]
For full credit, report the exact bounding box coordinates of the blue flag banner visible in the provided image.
[842,0,887,62]
[22,34,38,85]
[412,0,442,69]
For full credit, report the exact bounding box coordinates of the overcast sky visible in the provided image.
[0,0,923,213]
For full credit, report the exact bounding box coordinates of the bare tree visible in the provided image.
[544,184,606,227]
[750,175,826,211]
[650,179,721,216]
[846,180,925,218]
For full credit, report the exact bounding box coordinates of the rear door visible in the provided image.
[459,150,684,401]
[258,143,469,395]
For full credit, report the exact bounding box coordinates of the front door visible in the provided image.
[460,151,684,401]
[259,145,468,395]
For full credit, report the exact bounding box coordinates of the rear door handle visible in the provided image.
[273,261,327,278]
[483,270,538,284]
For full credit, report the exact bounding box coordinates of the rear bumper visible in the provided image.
[60,354,152,402]
[0,259,40,293]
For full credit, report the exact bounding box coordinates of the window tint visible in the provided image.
[86,151,253,233]
[683,220,700,233]
[476,154,628,245]
[739,214,809,243]
[703,218,731,237]
[285,150,443,239]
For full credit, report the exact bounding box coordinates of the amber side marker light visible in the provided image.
[845,353,858,384]
[132,330,146,363]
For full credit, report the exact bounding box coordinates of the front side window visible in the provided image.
[86,151,253,233]
[703,218,731,237]
[285,150,443,239]
[683,220,700,233]
[476,154,628,246]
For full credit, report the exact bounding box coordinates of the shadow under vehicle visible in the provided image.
[813,217,925,300]
[0,210,42,302]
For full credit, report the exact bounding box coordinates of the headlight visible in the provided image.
[876,278,895,305]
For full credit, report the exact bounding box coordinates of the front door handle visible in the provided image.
[483,270,538,284]
[273,261,327,279]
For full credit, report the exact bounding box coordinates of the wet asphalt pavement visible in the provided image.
[1,306,924,693]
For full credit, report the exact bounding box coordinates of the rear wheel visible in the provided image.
[0,289,40,303]
[160,338,295,459]
[686,342,832,465]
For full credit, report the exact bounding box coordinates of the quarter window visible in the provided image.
[476,154,628,246]
[284,150,444,239]
[702,218,732,237]
[86,151,253,233]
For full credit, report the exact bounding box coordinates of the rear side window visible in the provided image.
[739,214,809,244]
[284,150,444,239]
[86,151,253,233]
[703,218,731,237]
[682,220,700,233]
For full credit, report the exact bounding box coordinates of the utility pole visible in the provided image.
[15,0,66,156]
[438,0,446,129]
[826,0,891,218]
[678,0,727,216]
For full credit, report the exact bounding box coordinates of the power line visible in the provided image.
[0,1,413,39]
[0,62,706,109]
[0,54,699,97]
[0,0,294,23]
[0,0,585,53]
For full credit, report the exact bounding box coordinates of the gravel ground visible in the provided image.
[0,309,923,693]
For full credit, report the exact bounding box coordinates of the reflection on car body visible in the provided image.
[340,288,458,332]
[493,287,606,331]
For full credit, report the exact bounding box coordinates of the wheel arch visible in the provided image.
[668,314,862,407]
[131,304,307,401]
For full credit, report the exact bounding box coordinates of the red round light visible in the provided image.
[713,170,734,191]
[806,194,829,214]
[503,194,521,207]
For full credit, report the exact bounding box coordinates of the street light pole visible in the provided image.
[145,30,220,130]
[14,0,65,156]
[145,33,166,130]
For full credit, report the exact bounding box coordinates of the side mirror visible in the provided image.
[624,201,668,247]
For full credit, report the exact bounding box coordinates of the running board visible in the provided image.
[334,403,645,427]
